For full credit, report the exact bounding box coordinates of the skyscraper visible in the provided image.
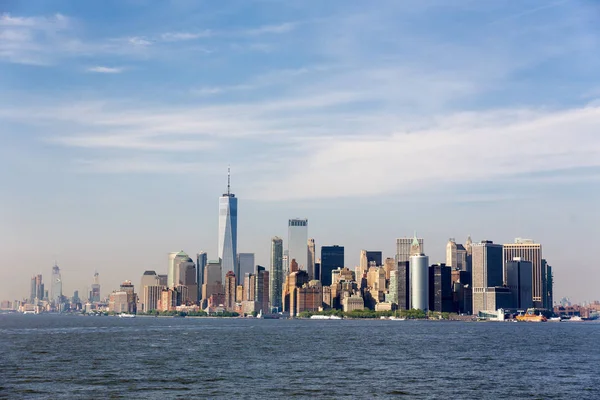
[218,167,238,283]
[428,263,453,312]
[288,219,308,271]
[50,265,62,305]
[237,253,255,286]
[320,245,344,287]
[167,252,179,289]
[196,251,207,302]
[396,235,424,263]
[396,261,410,310]
[472,241,505,315]
[139,270,160,312]
[224,271,237,311]
[168,251,194,288]
[269,237,284,312]
[505,257,533,310]
[202,260,223,302]
[90,272,101,302]
[410,254,429,311]
[503,238,543,308]
[365,251,383,267]
[446,239,468,272]
[255,265,269,314]
[307,238,316,280]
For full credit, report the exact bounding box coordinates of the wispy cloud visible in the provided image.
[244,22,297,35]
[160,30,212,41]
[87,66,124,74]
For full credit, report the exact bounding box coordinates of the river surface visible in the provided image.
[1,314,599,399]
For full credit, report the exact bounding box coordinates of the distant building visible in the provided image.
[296,280,322,314]
[90,272,101,302]
[542,259,553,309]
[446,239,468,272]
[288,219,308,272]
[428,263,453,312]
[307,238,316,280]
[321,245,344,287]
[160,288,177,311]
[282,270,310,316]
[196,252,208,301]
[237,253,255,286]
[390,261,410,310]
[255,265,269,314]
[383,258,395,280]
[50,264,63,305]
[119,280,137,313]
[224,271,237,311]
[451,269,472,314]
[108,291,129,313]
[343,294,365,312]
[396,235,424,263]
[472,241,504,315]
[143,285,163,312]
[243,273,256,302]
[503,238,543,307]
[410,253,429,311]
[269,236,284,312]
[202,260,223,303]
[365,251,383,267]
[218,168,238,283]
[505,258,533,310]
[139,271,160,312]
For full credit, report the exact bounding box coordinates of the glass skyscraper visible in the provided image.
[320,245,344,287]
[218,169,238,283]
[288,219,308,272]
[50,265,62,304]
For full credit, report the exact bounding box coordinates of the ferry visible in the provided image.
[516,308,547,322]
[565,316,584,322]
[548,317,562,322]
[118,313,136,318]
[389,316,406,321]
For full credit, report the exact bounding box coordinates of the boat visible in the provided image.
[118,313,136,318]
[310,315,341,320]
[389,316,406,321]
[566,316,584,322]
[516,308,547,322]
[548,317,561,322]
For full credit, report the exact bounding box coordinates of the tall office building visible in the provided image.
[90,272,101,302]
[465,235,473,273]
[428,263,453,312]
[167,252,179,289]
[237,253,255,286]
[505,257,533,310]
[139,271,160,312]
[472,241,505,315]
[255,265,270,314]
[320,245,345,287]
[224,271,237,311]
[307,238,316,280]
[288,219,308,271]
[396,261,410,310]
[542,259,553,309]
[143,285,162,312]
[202,260,223,302]
[366,251,383,267]
[410,254,429,311]
[396,235,424,263]
[269,237,284,312]
[168,251,194,288]
[50,264,62,304]
[503,238,543,308]
[196,252,207,302]
[218,167,238,283]
[446,239,468,272]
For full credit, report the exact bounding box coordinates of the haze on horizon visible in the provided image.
[1,0,599,304]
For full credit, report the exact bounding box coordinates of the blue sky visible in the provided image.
[1,0,599,303]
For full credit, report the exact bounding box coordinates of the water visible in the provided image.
[1,314,599,399]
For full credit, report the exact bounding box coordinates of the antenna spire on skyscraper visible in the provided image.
[227,165,231,196]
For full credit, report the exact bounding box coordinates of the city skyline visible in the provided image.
[2,1,599,303]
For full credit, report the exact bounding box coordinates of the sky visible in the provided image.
[1,0,599,304]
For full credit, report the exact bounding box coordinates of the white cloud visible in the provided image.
[244,22,297,35]
[87,66,124,74]
[160,30,212,41]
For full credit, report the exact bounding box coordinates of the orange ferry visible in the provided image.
[516,308,547,322]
